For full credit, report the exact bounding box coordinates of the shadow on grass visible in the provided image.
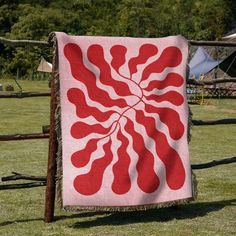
[0,199,235,228]
[0,218,43,227]
[0,212,108,227]
[71,199,236,228]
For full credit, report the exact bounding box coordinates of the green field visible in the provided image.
[0,79,235,236]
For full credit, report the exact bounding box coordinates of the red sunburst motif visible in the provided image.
[64,42,186,195]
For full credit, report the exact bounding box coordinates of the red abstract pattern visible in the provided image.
[64,42,186,196]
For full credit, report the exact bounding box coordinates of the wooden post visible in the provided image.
[44,43,58,222]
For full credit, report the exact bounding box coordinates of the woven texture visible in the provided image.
[55,32,193,209]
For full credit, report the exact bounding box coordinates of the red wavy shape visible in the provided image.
[67,88,115,122]
[64,43,128,108]
[144,103,184,140]
[88,44,133,97]
[71,121,112,139]
[73,139,112,195]
[135,110,185,189]
[145,91,184,106]
[112,129,131,194]
[143,73,184,91]
[128,44,158,77]
[124,119,160,193]
[71,138,99,168]
[110,45,127,74]
[141,46,182,82]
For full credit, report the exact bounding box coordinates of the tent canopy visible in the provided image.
[189,47,236,79]
[222,33,236,41]
[37,57,52,73]
[189,47,220,79]
[219,50,236,77]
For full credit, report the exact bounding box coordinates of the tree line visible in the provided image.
[0,0,235,78]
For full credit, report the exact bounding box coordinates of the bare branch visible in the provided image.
[0,133,49,141]
[0,182,46,190]
[0,36,49,47]
[187,78,236,86]
[189,40,236,47]
[1,36,236,48]
[2,172,46,182]
[192,119,236,126]
[0,92,51,99]
[191,157,236,170]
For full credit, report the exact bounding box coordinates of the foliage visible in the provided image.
[189,0,231,40]
[0,1,19,36]
[0,0,235,78]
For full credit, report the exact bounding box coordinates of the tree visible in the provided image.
[4,3,85,76]
[0,1,19,36]
[190,0,230,40]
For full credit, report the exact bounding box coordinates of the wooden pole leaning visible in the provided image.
[44,37,59,223]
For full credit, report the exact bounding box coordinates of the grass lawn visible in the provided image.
[0,79,235,236]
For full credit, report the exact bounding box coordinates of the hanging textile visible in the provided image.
[55,32,193,210]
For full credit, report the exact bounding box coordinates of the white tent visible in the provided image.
[222,33,236,41]
[37,57,52,73]
[189,47,220,79]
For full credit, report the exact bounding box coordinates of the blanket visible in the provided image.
[55,32,193,210]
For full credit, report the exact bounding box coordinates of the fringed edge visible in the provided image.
[63,197,193,212]
[186,63,198,201]
[55,79,62,208]
[48,32,63,207]
[188,107,193,143]
[186,64,193,144]
[192,170,198,200]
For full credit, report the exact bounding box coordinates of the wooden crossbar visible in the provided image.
[1,36,236,48]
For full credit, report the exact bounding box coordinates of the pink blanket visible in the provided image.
[55,32,193,208]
